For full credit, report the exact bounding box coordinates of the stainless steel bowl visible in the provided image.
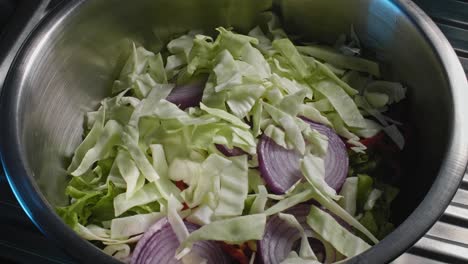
[1,0,467,263]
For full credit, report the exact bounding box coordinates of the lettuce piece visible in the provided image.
[239,42,271,79]
[89,182,123,224]
[297,45,380,77]
[71,120,123,176]
[309,186,378,244]
[147,53,168,84]
[264,188,315,216]
[110,212,163,239]
[113,182,162,216]
[148,144,184,201]
[167,32,197,59]
[272,39,311,79]
[59,186,151,243]
[365,92,389,109]
[248,169,266,194]
[121,126,160,183]
[365,81,406,104]
[248,26,273,54]
[301,124,329,157]
[263,102,306,153]
[176,214,267,259]
[175,154,231,208]
[310,99,334,113]
[68,108,105,173]
[212,50,244,92]
[76,224,141,244]
[314,61,358,96]
[279,90,308,116]
[187,35,217,75]
[112,44,155,94]
[165,54,187,79]
[113,150,145,199]
[200,103,250,129]
[307,206,371,257]
[187,205,214,226]
[226,83,267,119]
[128,83,176,126]
[314,80,366,128]
[249,185,269,214]
[351,119,382,139]
[215,155,249,217]
[280,115,306,154]
[57,191,101,228]
[216,27,260,59]
[113,44,168,98]
[270,74,311,97]
[168,195,190,242]
[264,124,288,149]
[338,177,358,216]
[150,144,169,178]
[168,159,203,184]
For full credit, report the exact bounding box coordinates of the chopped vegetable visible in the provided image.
[58,11,405,264]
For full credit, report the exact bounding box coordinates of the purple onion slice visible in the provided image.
[258,120,348,194]
[258,204,337,264]
[131,218,230,264]
[167,75,208,110]
[215,144,247,157]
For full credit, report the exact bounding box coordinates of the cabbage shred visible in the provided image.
[57,15,405,263]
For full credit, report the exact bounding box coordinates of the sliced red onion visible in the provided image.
[166,75,207,110]
[216,144,247,157]
[304,119,349,192]
[258,120,348,194]
[131,218,230,264]
[258,204,337,264]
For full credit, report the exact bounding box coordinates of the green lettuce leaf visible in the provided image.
[307,206,371,257]
[214,155,249,217]
[338,177,358,216]
[297,45,380,77]
[110,212,163,239]
[113,182,162,216]
[176,214,267,259]
[71,120,123,176]
[313,80,366,128]
[272,39,311,79]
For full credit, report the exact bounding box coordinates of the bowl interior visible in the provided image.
[12,0,452,259]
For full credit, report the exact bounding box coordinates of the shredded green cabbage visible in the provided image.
[58,12,405,263]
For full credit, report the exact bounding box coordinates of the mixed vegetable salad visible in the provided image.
[57,14,406,264]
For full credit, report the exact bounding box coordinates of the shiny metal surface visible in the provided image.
[0,0,467,263]
[394,2,468,262]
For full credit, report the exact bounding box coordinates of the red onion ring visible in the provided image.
[258,120,348,194]
[131,218,230,264]
[304,119,349,192]
[167,75,207,110]
[216,144,247,157]
[258,204,337,264]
